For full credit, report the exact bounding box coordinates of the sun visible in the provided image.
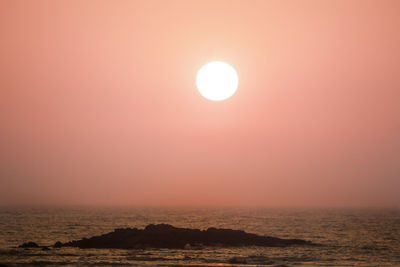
[196,61,239,101]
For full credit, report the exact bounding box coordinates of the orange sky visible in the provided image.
[1,0,399,207]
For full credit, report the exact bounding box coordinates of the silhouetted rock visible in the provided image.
[54,224,313,249]
[18,242,39,248]
[53,241,63,248]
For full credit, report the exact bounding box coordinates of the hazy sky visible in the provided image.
[1,0,399,207]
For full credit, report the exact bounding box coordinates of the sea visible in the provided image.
[0,207,399,266]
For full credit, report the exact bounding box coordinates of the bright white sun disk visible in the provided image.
[196,61,238,101]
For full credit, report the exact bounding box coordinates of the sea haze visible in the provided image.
[0,207,399,266]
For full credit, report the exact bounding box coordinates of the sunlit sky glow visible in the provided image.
[0,0,399,207]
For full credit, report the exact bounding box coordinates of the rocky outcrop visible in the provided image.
[18,242,40,248]
[54,224,312,249]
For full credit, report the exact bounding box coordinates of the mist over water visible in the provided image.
[0,207,399,266]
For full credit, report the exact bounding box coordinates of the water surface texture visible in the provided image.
[0,207,399,266]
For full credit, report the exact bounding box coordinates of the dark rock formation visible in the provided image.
[18,242,40,248]
[55,223,312,249]
[18,241,51,251]
[54,241,63,248]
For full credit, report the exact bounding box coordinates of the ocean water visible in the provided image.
[0,207,399,266]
